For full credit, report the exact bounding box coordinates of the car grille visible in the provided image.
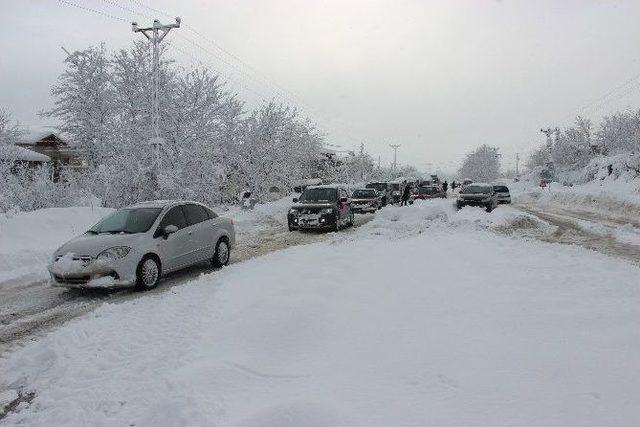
[53,274,91,285]
[299,207,322,214]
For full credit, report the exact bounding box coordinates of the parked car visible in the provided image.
[409,186,447,203]
[288,185,354,231]
[365,182,391,206]
[350,188,381,213]
[456,183,498,212]
[48,200,235,290]
[493,185,511,204]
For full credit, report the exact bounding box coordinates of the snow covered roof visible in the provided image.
[0,145,50,162]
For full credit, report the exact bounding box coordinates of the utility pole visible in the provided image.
[389,144,401,175]
[359,142,365,181]
[515,153,520,177]
[132,18,181,170]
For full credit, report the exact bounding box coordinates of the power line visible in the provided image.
[56,0,128,22]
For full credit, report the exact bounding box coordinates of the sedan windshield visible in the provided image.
[493,186,509,192]
[366,183,387,192]
[352,189,376,198]
[89,208,162,234]
[299,188,337,202]
[461,185,492,194]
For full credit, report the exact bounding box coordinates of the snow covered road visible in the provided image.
[2,201,640,426]
[0,201,373,353]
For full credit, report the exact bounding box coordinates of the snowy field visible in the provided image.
[2,200,640,426]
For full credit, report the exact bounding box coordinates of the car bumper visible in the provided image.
[497,197,511,204]
[456,200,490,207]
[352,204,376,213]
[48,257,137,289]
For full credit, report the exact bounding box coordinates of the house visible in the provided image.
[0,145,51,170]
[17,132,86,181]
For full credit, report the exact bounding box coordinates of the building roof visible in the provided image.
[0,145,51,162]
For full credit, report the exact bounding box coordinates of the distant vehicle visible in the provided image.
[461,178,473,188]
[365,182,391,206]
[409,186,447,203]
[350,188,381,213]
[288,185,354,232]
[456,183,498,212]
[493,185,511,204]
[48,201,235,290]
[389,182,403,204]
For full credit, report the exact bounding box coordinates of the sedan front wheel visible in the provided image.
[136,256,161,290]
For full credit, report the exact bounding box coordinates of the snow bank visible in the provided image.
[0,206,113,288]
[4,202,640,425]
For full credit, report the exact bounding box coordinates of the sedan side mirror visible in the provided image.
[163,224,178,239]
[292,198,298,203]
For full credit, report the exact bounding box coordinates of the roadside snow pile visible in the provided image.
[359,200,451,237]
[0,206,112,288]
[228,197,292,234]
[3,212,640,426]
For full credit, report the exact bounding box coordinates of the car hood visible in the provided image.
[56,232,147,257]
[291,202,335,209]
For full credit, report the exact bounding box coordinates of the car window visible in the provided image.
[493,186,509,192]
[158,206,188,230]
[205,207,218,219]
[183,204,210,225]
[89,208,161,234]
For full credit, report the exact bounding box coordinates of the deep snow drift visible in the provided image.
[2,201,640,426]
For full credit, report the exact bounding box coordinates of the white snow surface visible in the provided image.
[0,206,113,287]
[3,200,640,426]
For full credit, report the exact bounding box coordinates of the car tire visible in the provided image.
[135,255,161,291]
[486,204,493,213]
[212,238,230,268]
[348,210,354,227]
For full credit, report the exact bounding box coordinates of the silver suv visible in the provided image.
[456,183,499,212]
[48,200,235,290]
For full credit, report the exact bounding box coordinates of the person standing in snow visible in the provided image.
[401,180,411,206]
[443,180,448,193]
[451,181,457,191]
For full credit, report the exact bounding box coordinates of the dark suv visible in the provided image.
[456,183,498,212]
[365,182,391,206]
[288,185,354,231]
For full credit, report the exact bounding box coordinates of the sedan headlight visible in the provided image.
[96,246,131,260]
[288,208,298,215]
[320,208,334,215]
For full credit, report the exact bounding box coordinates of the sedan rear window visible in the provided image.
[89,208,162,234]
[493,186,509,192]
[183,204,210,225]
[461,185,492,194]
[352,189,376,198]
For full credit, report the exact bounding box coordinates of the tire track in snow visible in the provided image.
[0,215,373,355]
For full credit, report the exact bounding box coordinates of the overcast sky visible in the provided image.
[3,0,640,173]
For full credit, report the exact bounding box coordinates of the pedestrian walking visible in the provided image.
[401,180,411,206]
[443,180,448,192]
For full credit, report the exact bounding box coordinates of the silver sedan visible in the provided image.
[48,200,235,290]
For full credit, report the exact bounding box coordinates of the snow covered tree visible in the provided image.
[457,144,501,182]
